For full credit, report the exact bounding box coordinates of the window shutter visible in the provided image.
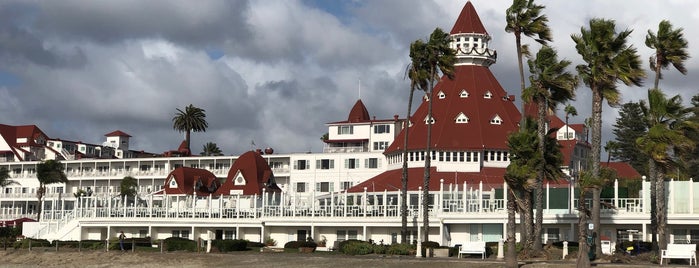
[344,159,349,168]
[293,161,298,170]
[315,183,320,192]
[364,159,369,168]
[329,160,334,169]
[329,182,334,192]
[316,160,321,169]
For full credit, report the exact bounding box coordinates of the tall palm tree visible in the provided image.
[505,0,552,126]
[0,167,18,188]
[418,28,456,243]
[36,160,68,221]
[401,39,430,244]
[201,142,223,156]
[524,45,577,252]
[644,19,689,253]
[572,18,645,259]
[120,176,138,204]
[575,166,618,267]
[564,104,578,140]
[637,89,696,252]
[172,104,208,155]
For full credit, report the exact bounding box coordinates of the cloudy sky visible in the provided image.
[1,0,697,156]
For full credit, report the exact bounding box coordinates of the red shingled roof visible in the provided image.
[603,162,642,180]
[162,167,220,196]
[384,65,521,154]
[450,1,488,35]
[215,151,280,196]
[347,167,570,193]
[104,130,131,137]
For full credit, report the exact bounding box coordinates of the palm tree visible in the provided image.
[564,104,578,140]
[200,142,223,156]
[644,19,689,253]
[0,167,18,188]
[604,141,620,164]
[120,176,138,204]
[172,104,208,155]
[575,166,618,267]
[419,28,456,243]
[571,18,645,259]
[36,160,68,221]
[401,39,430,244]
[524,45,577,252]
[505,0,552,126]
[637,89,696,252]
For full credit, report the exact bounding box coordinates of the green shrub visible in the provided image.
[164,237,196,252]
[213,239,248,252]
[340,240,373,255]
[372,244,388,254]
[284,241,303,249]
[386,243,414,255]
[247,241,265,248]
[420,241,440,256]
[14,238,51,249]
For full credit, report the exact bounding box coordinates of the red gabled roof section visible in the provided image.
[603,162,642,180]
[523,103,566,130]
[162,167,220,196]
[105,130,131,137]
[215,151,280,196]
[347,167,570,193]
[384,65,521,154]
[450,1,488,35]
[347,99,371,123]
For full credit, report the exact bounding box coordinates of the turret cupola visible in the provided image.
[449,1,496,67]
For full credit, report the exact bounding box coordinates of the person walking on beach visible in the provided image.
[119,231,126,251]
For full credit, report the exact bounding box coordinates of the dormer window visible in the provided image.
[460,90,469,98]
[490,114,503,125]
[484,91,492,99]
[423,95,430,102]
[438,91,446,99]
[424,115,435,125]
[455,113,469,124]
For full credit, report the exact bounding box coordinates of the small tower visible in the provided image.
[449,2,497,67]
[104,130,131,151]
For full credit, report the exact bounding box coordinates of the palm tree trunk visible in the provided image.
[649,159,658,252]
[657,170,667,251]
[186,130,191,154]
[515,34,526,129]
[506,189,518,268]
[522,190,534,256]
[422,69,435,243]
[401,89,415,244]
[36,184,44,221]
[576,188,591,268]
[533,99,546,252]
[591,90,603,258]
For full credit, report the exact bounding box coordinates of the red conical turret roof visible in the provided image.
[347,99,371,123]
[450,1,488,35]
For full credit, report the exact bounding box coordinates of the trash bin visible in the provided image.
[601,240,612,255]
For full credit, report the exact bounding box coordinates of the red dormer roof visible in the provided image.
[384,65,521,154]
[215,151,280,196]
[347,99,371,123]
[569,124,584,133]
[450,1,488,35]
[162,167,220,196]
[105,130,132,137]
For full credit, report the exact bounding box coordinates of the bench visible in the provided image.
[661,243,697,266]
[457,241,486,259]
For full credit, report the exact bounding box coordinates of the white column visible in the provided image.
[670,179,675,214]
[416,186,423,258]
[383,190,388,217]
[478,181,483,213]
[439,179,444,212]
[690,179,694,214]
[503,182,507,212]
[462,182,468,212]
[546,182,550,213]
[614,179,619,209]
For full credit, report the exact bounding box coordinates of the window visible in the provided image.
[139,230,148,238]
[294,160,310,170]
[438,152,444,161]
[315,182,334,192]
[224,230,236,240]
[345,158,359,169]
[140,165,151,171]
[316,159,334,170]
[341,181,353,190]
[338,126,353,135]
[460,90,469,98]
[337,230,358,242]
[490,115,502,125]
[455,112,469,123]
[484,91,493,99]
[171,230,189,238]
[459,152,464,162]
[295,182,306,193]
[374,124,391,134]
[373,141,389,150]
[365,158,381,169]
[424,116,435,125]
[438,91,446,99]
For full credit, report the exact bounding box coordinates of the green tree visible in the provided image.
[120,176,138,201]
[36,160,68,221]
[637,89,696,252]
[564,104,578,141]
[401,38,430,244]
[576,166,618,266]
[612,102,649,174]
[200,142,223,156]
[683,95,699,180]
[413,28,456,243]
[644,19,690,253]
[571,18,645,261]
[172,104,208,155]
[505,0,552,128]
[0,167,18,188]
[524,45,577,252]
